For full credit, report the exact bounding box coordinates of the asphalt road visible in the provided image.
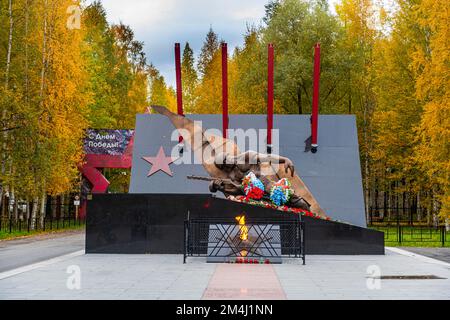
[400,247,450,263]
[0,231,85,273]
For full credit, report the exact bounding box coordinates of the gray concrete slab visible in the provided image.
[0,249,449,300]
[275,250,450,299]
[0,231,85,272]
[0,254,215,300]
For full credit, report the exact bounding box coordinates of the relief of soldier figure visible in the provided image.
[195,151,311,211]
[151,105,327,218]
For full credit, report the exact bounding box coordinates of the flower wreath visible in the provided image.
[269,178,294,206]
[241,172,265,200]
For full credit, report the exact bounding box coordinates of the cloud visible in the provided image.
[87,0,267,86]
[96,0,178,28]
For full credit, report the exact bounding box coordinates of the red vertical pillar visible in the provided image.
[175,43,184,145]
[311,43,321,153]
[221,43,228,139]
[175,43,183,116]
[267,44,274,153]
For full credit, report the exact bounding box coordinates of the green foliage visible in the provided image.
[197,27,220,77]
[83,2,119,128]
[83,2,150,129]
[411,0,450,220]
[231,27,267,114]
[148,65,175,112]
[181,42,198,113]
[195,48,223,113]
[264,0,348,114]
[0,0,151,211]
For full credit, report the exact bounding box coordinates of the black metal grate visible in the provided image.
[378,275,446,280]
[183,216,305,265]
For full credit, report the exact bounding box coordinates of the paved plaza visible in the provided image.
[0,245,449,300]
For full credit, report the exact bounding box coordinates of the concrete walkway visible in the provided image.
[0,231,85,273]
[0,248,449,300]
[203,264,286,300]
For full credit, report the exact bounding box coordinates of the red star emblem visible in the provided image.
[142,146,176,177]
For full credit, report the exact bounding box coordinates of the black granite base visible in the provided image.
[86,194,384,255]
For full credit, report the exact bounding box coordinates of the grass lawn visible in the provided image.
[0,223,85,241]
[370,226,450,247]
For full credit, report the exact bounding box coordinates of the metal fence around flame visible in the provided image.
[183,216,305,265]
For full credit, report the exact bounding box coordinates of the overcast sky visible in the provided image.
[86,0,340,87]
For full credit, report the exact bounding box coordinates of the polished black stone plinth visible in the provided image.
[86,194,384,255]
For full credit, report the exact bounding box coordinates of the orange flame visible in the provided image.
[235,215,248,241]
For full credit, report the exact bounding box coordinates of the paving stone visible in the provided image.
[0,251,449,299]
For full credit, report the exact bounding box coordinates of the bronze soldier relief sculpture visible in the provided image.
[188,151,311,210]
[151,106,326,217]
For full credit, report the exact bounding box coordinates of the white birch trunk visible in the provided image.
[40,0,48,98]
[4,0,13,91]
[31,197,38,230]
[432,186,439,227]
[417,193,421,221]
[10,185,15,219]
[1,0,14,211]
[25,198,29,221]
[0,186,3,218]
[24,0,29,103]
[39,190,46,229]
